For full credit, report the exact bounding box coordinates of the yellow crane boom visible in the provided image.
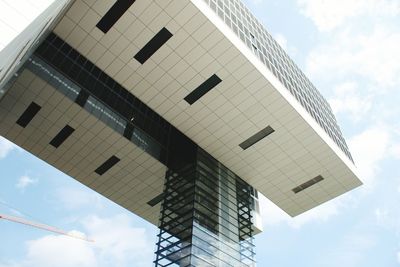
[0,213,94,242]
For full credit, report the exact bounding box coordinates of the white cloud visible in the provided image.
[81,215,153,267]
[300,0,400,202]
[328,81,372,121]
[25,234,97,267]
[0,136,16,159]
[348,127,390,187]
[16,175,37,190]
[306,25,400,88]
[397,251,400,263]
[0,214,154,267]
[297,0,400,31]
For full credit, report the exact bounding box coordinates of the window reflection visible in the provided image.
[27,57,80,101]
[84,96,126,134]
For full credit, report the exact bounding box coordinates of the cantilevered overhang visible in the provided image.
[52,0,361,216]
[1,0,361,220]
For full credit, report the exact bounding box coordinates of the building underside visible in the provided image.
[0,0,362,266]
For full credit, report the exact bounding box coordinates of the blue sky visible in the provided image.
[1,0,400,266]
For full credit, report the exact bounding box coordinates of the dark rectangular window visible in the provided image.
[16,102,41,128]
[184,74,222,105]
[239,125,274,150]
[292,175,324,194]
[50,125,75,148]
[96,0,136,33]
[147,193,165,207]
[95,155,120,175]
[134,27,173,64]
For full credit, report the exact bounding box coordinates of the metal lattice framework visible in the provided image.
[155,150,256,267]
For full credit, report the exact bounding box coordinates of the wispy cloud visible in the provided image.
[25,234,96,267]
[299,0,400,192]
[306,25,400,89]
[16,175,37,190]
[328,81,372,121]
[297,0,400,32]
[298,0,400,148]
[82,215,153,266]
[348,126,391,188]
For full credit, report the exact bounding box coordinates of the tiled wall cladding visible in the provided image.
[202,0,353,162]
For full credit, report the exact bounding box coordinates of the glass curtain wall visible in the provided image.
[155,149,256,267]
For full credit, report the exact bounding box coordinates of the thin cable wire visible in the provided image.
[0,199,94,242]
[0,199,45,224]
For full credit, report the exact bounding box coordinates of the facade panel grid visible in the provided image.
[202,0,353,162]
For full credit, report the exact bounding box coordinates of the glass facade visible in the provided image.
[202,0,353,162]
[155,149,256,267]
[25,54,162,157]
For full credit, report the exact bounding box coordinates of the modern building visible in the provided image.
[0,0,362,266]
